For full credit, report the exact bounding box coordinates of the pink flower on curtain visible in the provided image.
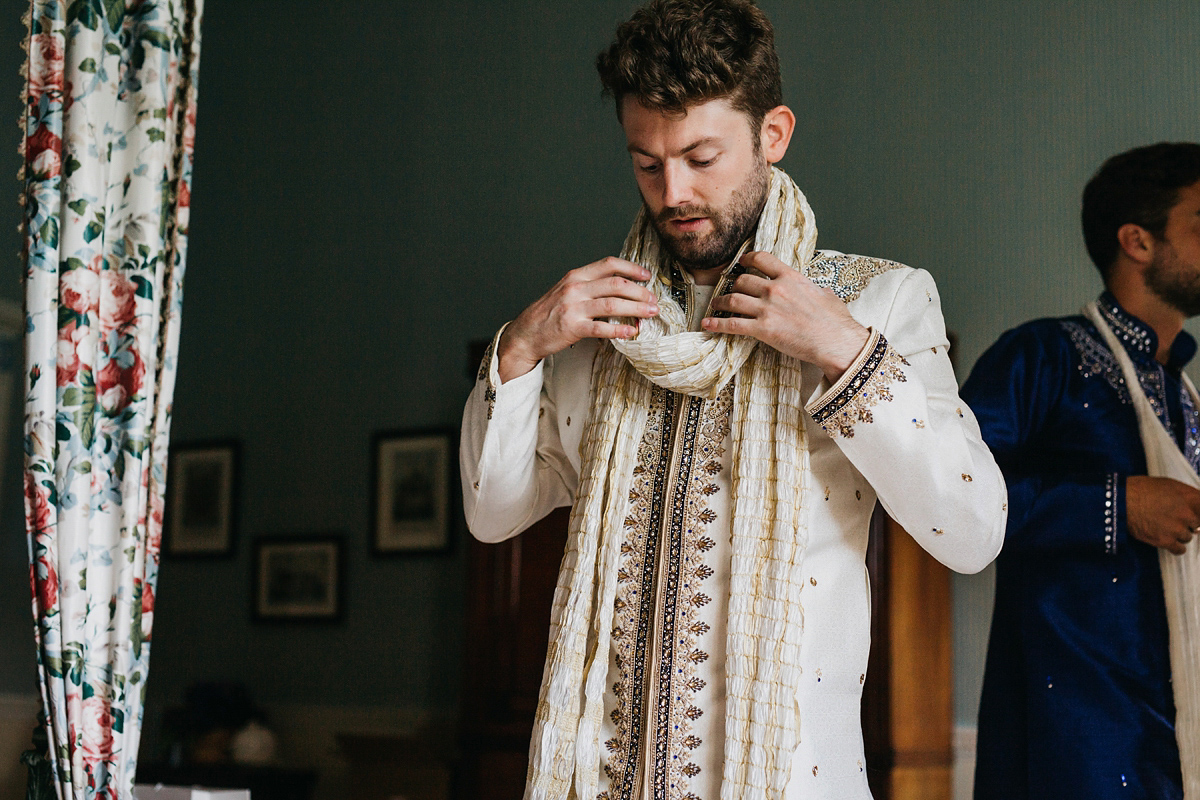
[26,124,62,181]
[99,270,137,330]
[29,552,58,615]
[148,490,164,552]
[80,695,115,766]
[96,349,144,415]
[57,323,82,386]
[139,581,154,617]
[23,473,53,537]
[60,267,99,315]
[36,559,58,611]
[177,178,190,211]
[31,146,61,181]
[28,33,64,103]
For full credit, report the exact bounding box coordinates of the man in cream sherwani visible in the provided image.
[460,2,1006,798]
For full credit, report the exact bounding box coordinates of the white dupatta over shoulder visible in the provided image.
[1086,302,1200,798]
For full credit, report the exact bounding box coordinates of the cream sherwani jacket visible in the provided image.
[461,252,1006,800]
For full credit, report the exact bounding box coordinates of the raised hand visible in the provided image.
[702,251,869,382]
[1126,475,1200,555]
[497,257,660,383]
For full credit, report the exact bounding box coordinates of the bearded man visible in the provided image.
[963,142,1200,800]
[461,2,1006,798]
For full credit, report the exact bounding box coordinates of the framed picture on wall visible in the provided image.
[253,537,343,621]
[165,441,239,557]
[371,429,454,555]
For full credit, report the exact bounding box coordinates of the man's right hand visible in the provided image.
[496,257,660,383]
[1126,475,1200,555]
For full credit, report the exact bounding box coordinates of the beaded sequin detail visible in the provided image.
[1061,319,1173,429]
[1104,473,1118,555]
[806,253,904,303]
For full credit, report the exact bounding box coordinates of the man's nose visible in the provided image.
[662,162,694,208]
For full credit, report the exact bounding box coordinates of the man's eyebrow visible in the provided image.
[627,137,723,157]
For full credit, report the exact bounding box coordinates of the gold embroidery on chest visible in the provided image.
[601,383,732,800]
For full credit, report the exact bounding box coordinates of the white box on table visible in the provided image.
[134,785,250,800]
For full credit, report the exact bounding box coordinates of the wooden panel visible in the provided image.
[459,508,570,800]
[889,766,953,800]
[863,507,955,800]
[885,515,954,800]
[887,515,954,762]
[462,508,568,721]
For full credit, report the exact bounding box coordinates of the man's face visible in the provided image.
[621,97,771,273]
[1145,179,1200,316]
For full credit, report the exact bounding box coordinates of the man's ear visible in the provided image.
[760,105,795,164]
[1117,223,1156,266]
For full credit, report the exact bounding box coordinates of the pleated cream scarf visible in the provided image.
[1085,303,1200,798]
[525,167,818,800]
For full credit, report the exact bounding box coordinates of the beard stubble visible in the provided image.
[1145,240,1200,317]
[648,159,771,271]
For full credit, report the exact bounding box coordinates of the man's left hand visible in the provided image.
[703,251,870,383]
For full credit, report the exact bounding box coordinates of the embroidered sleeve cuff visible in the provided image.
[806,329,911,439]
[475,323,509,420]
[474,322,547,422]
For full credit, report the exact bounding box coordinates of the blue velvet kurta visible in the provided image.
[962,293,1197,800]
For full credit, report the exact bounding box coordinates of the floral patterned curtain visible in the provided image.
[21,0,202,797]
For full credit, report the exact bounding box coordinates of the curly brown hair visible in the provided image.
[596,0,782,135]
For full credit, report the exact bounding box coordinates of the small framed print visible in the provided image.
[371,429,454,555]
[165,441,239,557]
[253,537,343,621]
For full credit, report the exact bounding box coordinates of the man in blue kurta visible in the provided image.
[963,142,1200,800]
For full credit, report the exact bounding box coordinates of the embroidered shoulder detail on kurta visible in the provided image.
[805,253,904,303]
[810,332,909,438]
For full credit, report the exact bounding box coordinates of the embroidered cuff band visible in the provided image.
[807,329,910,439]
[476,322,510,420]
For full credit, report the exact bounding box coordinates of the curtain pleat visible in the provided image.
[20,1,202,797]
